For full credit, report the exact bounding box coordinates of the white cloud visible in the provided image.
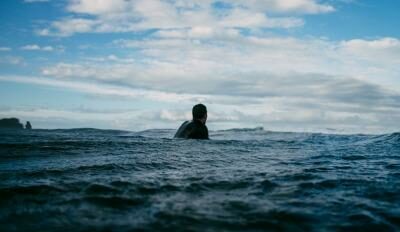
[66,0,334,16]
[231,0,335,14]
[28,34,400,133]
[10,1,400,133]
[0,47,11,51]
[0,107,187,131]
[337,37,400,87]
[0,56,24,65]
[20,44,63,52]
[38,0,334,36]
[112,35,399,89]
[37,18,99,36]
[42,46,55,51]
[1,88,399,133]
[51,19,99,35]
[21,44,41,50]
[0,75,209,103]
[67,0,128,15]
[339,37,400,63]
[218,8,304,28]
[39,35,400,96]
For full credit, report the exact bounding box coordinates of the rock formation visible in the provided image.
[0,118,24,129]
[25,121,32,130]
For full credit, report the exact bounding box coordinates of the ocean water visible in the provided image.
[0,128,399,231]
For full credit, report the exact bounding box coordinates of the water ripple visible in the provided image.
[0,129,399,231]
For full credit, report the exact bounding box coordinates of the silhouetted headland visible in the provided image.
[0,118,32,130]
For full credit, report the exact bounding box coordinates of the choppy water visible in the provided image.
[0,128,399,231]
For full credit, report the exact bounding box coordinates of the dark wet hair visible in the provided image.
[192,104,207,120]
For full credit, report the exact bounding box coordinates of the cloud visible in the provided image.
[20,44,64,52]
[0,107,188,130]
[218,8,304,28]
[66,0,334,15]
[28,33,400,133]
[0,47,12,51]
[8,1,400,133]
[336,37,400,87]
[0,56,24,65]
[38,35,400,97]
[229,0,335,14]
[339,37,400,63]
[1,89,399,133]
[37,19,99,36]
[109,35,400,90]
[39,60,400,109]
[38,0,335,36]
[67,0,128,15]
[6,35,400,132]
[2,54,400,133]
[21,44,41,50]
[0,75,209,103]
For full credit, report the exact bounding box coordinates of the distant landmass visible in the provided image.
[0,118,32,130]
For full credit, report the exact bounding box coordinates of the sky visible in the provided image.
[0,0,399,133]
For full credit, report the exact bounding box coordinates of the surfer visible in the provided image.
[174,104,209,139]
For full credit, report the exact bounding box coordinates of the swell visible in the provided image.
[0,140,150,159]
[1,128,399,231]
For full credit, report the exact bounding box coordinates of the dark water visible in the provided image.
[1,128,399,231]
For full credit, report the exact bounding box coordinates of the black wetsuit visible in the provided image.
[174,120,209,139]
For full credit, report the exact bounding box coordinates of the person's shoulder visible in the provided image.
[181,120,189,125]
[174,120,191,138]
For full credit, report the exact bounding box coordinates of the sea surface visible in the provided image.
[0,128,399,231]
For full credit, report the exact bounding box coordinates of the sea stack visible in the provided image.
[0,118,24,129]
[25,121,32,130]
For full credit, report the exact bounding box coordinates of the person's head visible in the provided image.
[192,104,207,124]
